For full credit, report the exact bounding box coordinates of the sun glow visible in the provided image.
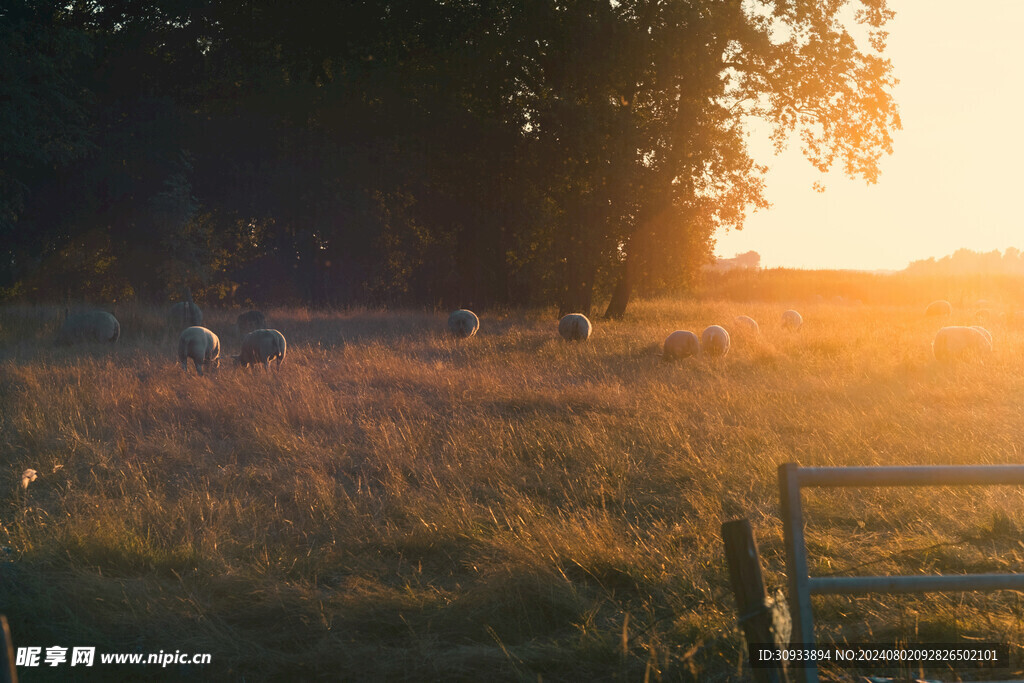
[717,0,1024,270]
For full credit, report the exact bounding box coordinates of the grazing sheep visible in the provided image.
[932,326,992,363]
[701,325,731,357]
[237,310,266,336]
[178,326,220,376]
[925,300,952,317]
[663,330,700,360]
[447,309,480,338]
[973,309,991,324]
[733,315,760,335]
[970,326,993,346]
[558,313,592,342]
[234,329,286,370]
[169,301,203,329]
[55,310,120,345]
[781,309,803,329]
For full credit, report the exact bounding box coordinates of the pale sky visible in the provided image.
[715,1,1024,270]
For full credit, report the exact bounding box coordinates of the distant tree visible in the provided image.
[906,247,1024,275]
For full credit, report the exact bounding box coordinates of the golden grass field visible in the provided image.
[2,281,1024,681]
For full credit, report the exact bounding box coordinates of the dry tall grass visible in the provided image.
[2,297,1024,681]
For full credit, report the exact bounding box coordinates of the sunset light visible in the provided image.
[4,1,1024,681]
[718,0,1024,270]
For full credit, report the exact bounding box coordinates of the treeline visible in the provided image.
[700,267,1024,306]
[1,0,900,315]
[906,248,1024,276]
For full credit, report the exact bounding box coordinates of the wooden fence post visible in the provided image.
[722,519,786,683]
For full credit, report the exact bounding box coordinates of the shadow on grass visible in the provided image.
[0,548,712,681]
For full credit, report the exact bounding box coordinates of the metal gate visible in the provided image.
[779,462,1024,683]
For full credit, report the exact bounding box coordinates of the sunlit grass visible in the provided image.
[2,295,1024,680]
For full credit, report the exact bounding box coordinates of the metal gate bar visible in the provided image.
[779,462,1024,683]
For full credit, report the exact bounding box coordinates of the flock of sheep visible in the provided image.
[55,304,286,375]
[448,308,804,360]
[451,301,1012,364]
[51,298,1017,370]
[452,307,804,361]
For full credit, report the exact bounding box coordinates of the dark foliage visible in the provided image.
[0,0,900,313]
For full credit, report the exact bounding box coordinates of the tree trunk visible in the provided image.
[603,195,671,319]
[603,249,634,319]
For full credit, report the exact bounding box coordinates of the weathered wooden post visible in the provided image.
[722,519,787,683]
[1,615,16,683]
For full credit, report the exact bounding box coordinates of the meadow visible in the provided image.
[2,283,1024,681]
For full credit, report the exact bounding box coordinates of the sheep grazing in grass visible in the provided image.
[55,310,120,345]
[169,301,203,330]
[234,329,286,370]
[663,330,700,360]
[237,310,266,336]
[932,326,992,363]
[973,309,991,324]
[558,313,592,342]
[925,300,952,317]
[178,326,220,376]
[701,325,730,357]
[733,315,759,335]
[447,309,480,338]
[781,309,803,329]
[970,326,993,346]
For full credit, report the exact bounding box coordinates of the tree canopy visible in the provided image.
[0,0,900,313]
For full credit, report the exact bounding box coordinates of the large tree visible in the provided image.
[509,0,900,316]
[2,0,899,310]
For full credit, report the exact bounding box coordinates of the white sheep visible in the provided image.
[932,326,992,363]
[733,315,759,335]
[237,310,266,336]
[970,326,992,346]
[178,326,220,376]
[925,300,952,317]
[701,325,730,357]
[234,329,286,370]
[55,310,120,345]
[558,313,592,341]
[169,301,203,329]
[781,309,803,329]
[663,330,700,360]
[447,309,480,338]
